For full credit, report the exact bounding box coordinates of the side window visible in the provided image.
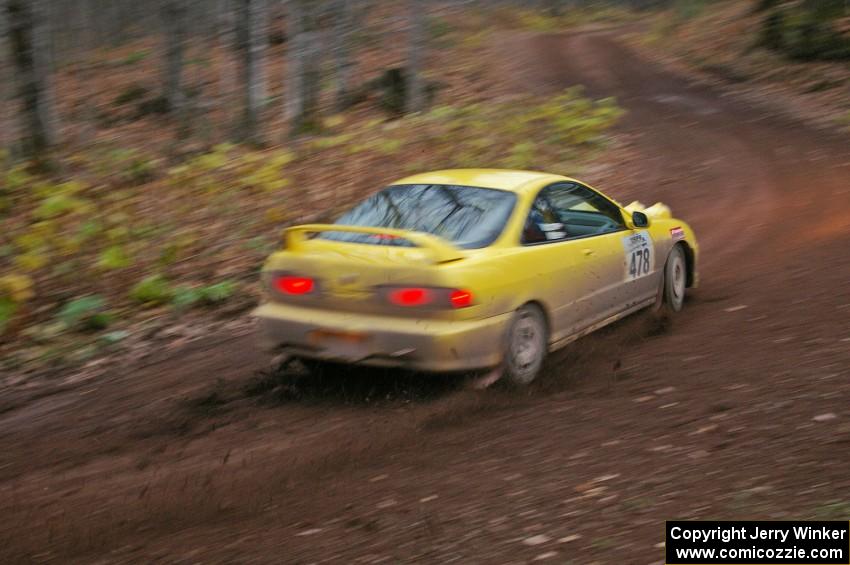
[521,183,625,244]
[522,192,565,244]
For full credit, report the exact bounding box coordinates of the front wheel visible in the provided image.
[647,244,687,333]
[503,304,548,386]
[663,244,687,312]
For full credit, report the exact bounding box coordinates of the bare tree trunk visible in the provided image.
[6,0,58,159]
[0,6,10,157]
[75,0,97,145]
[332,0,356,111]
[406,0,425,114]
[548,0,564,17]
[161,0,188,129]
[236,0,266,144]
[256,0,268,104]
[286,0,321,137]
[217,0,235,124]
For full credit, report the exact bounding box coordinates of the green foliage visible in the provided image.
[427,16,454,47]
[57,295,111,331]
[200,281,236,304]
[127,157,155,184]
[113,84,149,106]
[166,145,293,195]
[172,281,237,309]
[129,274,174,306]
[503,141,538,169]
[4,163,35,192]
[13,223,54,273]
[754,0,781,12]
[673,0,708,21]
[0,274,35,334]
[759,9,786,50]
[310,133,354,150]
[758,5,850,61]
[79,220,103,239]
[97,245,132,270]
[34,193,88,220]
[101,148,158,184]
[122,50,150,66]
[517,11,560,32]
[376,139,404,155]
[0,297,16,334]
[813,501,850,520]
[802,0,846,20]
[172,286,203,309]
[514,5,632,31]
[381,87,623,170]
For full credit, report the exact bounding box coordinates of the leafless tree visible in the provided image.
[0,6,11,156]
[216,0,236,116]
[406,0,426,113]
[332,0,356,111]
[547,0,565,16]
[236,0,267,143]
[161,0,189,119]
[286,0,321,137]
[6,0,58,158]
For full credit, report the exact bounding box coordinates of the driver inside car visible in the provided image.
[522,197,567,243]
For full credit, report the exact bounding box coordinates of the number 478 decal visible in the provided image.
[623,231,654,281]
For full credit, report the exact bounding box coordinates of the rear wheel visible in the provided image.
[503,304,548,386]
[297,358,336,375]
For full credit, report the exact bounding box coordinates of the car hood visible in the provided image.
[624,201,672,220]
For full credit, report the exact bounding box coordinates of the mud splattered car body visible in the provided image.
[253,169,698,380]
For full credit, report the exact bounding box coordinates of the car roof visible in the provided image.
[392,169,571,194]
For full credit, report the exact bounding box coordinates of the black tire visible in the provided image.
[503,304,548,386]
[297,357,385,379]
[297,358,345,376]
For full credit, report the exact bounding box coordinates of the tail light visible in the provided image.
[388,287,433,307]
[382,286,474,309]
[449,289,473,308]
[274,275,315,295]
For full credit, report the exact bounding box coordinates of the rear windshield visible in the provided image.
[326,184,517,249]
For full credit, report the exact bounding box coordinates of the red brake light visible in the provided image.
[389,287,432,307]
[383,287,473,308]
[449,289,473,308]
[275,276,315,295]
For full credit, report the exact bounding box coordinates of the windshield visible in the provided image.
[326,184,517,249]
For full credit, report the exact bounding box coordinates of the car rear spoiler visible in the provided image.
[282,224,466,264]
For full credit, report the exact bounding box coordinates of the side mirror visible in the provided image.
[631,211,650,228]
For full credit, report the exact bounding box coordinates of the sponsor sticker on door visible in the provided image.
[623,231,654,281]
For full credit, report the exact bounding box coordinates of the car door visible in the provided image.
[520,183,632,339]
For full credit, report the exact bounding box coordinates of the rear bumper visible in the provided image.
[252,302,510,372]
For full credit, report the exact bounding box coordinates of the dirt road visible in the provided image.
[2,32,850,564]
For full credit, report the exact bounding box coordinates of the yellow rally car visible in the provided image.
[253,169,698,385]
